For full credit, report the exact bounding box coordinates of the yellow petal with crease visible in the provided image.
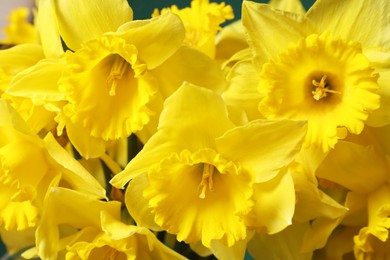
[54,0,133,50]
[242,2,314,69]
[216,119,307,183]
[307,0,390,49]
[245,169,295,234]
[115,12,185,70]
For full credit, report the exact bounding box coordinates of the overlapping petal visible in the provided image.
[53,0,133,51]
[307,0,390,49]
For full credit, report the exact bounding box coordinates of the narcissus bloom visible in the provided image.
[111,83,307,254]
[58,11,225,157]
[5,0,226,159]
[243,0,384,151]
[0,100,105,252]
[153,0,234,58]
[22,187,185,260]
[0,7,37,45]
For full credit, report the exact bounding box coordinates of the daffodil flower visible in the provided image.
[59,12,225,158]
[0,7,37,45]
[22,187,186,260]
[0,100,105,252]
[242,0,386,151]
[111,83,307,255]
[153,0,234,58]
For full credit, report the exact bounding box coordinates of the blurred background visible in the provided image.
[129,0,315,20]
[1,0,315,37]
[0,0,315,258]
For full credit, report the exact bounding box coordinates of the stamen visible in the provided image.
[312,75,341,101]
[198,164,215,199]
[106,55,130,96]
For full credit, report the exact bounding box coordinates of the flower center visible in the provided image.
[311,74,341,101]
[258,32,380,151]
[106,54,130,96]
[198,163,215,199]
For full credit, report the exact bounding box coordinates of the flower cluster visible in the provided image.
[0,0,390,259]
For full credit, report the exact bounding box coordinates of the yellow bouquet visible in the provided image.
[1,0,389,259]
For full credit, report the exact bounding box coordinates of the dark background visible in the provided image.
[128,0,316,20]
[0,0,315,258]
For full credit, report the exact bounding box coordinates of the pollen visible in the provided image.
[198,163,215,199]
[311,75,341,101]
[106,55,130,96]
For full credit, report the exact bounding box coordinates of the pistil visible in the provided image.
[198,164,215,199]
[312,75,341,101]
[106,55,130,96]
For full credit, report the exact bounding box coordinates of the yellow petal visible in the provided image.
[151,45,227,97]
[363,47,390,126]
[316,141,388,194]
[210,238,248,260]
[247,222,313,259]
[354,184,390,258]
[115,12,185,69]
[307,0,390,49]
[215,20,248,60]
[301,217,341,252]
[43,132,106,199]
[0,99,31,134]
[35,0,64,58]
[6,58,65,104]
[291,162,347,222]
[242,1,314,70]
[63,116,106,159]
[36,187,121,259]
[222,57,262,122]
[269,0,306,14]
[54,0,133,50]
[0,44,44,91]
[245,169,295,234]
[216,119,307,183]
[0,44,43,72]
[124,174,162,231]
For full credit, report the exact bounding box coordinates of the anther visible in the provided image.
[312,75,341,100]
[106,55,130,96]
[198,164,215,199]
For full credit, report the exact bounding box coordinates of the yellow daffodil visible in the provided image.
[39,0,226,159]
[220,0,306,123]
[3,55,66,135]
[111,83,307,254]
[0,1,68,136]
[23,187,185,260]
[243,0,384,151]
[153,0,234,58]
[0,7,37,45]
[0,100,105,249]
